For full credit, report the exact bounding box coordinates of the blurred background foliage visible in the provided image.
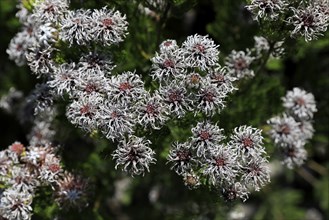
[0,0,328,219]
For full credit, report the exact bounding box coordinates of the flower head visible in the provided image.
[245,0,288,21]
[181,34,219,71]
[229,125,265,159]
[112,136,156,176]
[282,87,317,120]
[287,4,329,41]
[225,50,255,79]
[167,142,197,175]
[191,121,225,157]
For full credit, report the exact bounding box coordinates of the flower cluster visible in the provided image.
[167,122,270,201]
[245,0,329,42]
[267,88,317,169]
[0,141,89,220]
[3,0,275,209]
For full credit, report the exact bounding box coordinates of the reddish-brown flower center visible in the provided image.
[102,18,113,28]
[119,82,132,91]
[242,137,253,148]
[80,105,90,115]
[203,92,214,102]
[168,91,182,102]
[163,59,175,68]
[234,58,248,70]
[146,104,156,115]
[302,14,314,27]
[111,110,118,119]
[199,131,210,140]
[177,150,191,161]
[194,43,205,53]
[85,83,97,93]
[49,163,61,173]
[163,41,172,47]
[215,157,226,166]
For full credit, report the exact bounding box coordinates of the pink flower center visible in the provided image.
[146,104,156,115]
[10,143,24,154]
[49,164,61,173]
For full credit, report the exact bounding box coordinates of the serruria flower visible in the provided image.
[191,121,225,157]
[91,6,128,46]
[267,113,302,145]
[245,0,288,21]
[229,125,265,159]
[202,145,239,185]
[167,142,197,175]
[282,87,317,120]
[287,4,329,41]
[181,34,220,71]
[112,136,156,176]
[225,50,255,79]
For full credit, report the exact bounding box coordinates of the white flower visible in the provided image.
[134,92,169,129]
[167,142,197,175]
[287,4,329,42]
[59,9,93,46]
[240,156,270,191]
[91,6,128,46]
[151,50,185,82]
[32,0,69,23]
[159,39,179,53]
[267,114,302,145]
[203,145,239,185]
[191,121,225,158]
[225,50,255,79]
[245,0,288,21]
[280,141,307,169]
[97,102,135,141]
[0,188,33,220]
[108,71,146,105]
[47,63,78,97]
[222,182,249,202]
[195,79,226,116]
[181,34,220,71]
[112,136,156,176]
[208,66,237,94]
[159,80,192,118]
[282,87,317,120]
[39,153,62,183]
[229,125,265,159]
[66,93,104,133]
